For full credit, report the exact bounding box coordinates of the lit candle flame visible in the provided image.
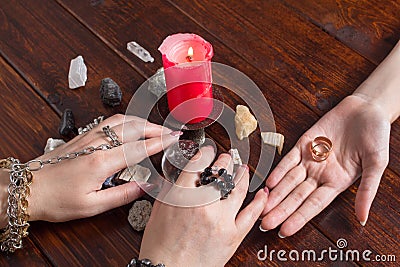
[188,46,194,58]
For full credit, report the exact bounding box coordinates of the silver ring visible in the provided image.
[102,126,122,147]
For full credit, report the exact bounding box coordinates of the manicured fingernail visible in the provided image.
[278,231,286,238]
[264,187,269,195]
[170,131,183,137]
[259,225,268,232]
[360,220,367,226]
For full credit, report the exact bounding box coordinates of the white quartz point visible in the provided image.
[235,105,258,140]
[261,132,285,155]
[44,138,66,154]
[229,148,242,165]
[127,41,154,63]
[118,164,151,183]
[68,55,87,89]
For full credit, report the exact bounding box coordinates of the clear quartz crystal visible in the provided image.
[127,41,154,63]
[68,55,87,89]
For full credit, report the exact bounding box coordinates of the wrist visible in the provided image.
[353,40,400,123]
[352,91,396,124]
[0,169,9,228]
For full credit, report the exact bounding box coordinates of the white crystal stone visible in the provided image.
[127,41,154,63]
[261,132,285,155]
[44,138,66,154]
[229,148,242,165]
[68,55,87,89]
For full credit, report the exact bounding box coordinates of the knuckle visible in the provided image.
[307,196,323,210]
[122,187,131,205]
[291,190,305,203]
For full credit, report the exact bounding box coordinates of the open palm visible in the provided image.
[260,95,391,237]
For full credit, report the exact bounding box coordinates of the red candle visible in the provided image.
[159,33,214,124]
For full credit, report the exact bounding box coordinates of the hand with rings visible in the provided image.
[13,114,181,224]
[139,146,269,266]
[260,95,391,237]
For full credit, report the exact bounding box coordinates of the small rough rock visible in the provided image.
[100,78,122,107]
[68,55,87,89]
[229,148,242,165]
[127,41,154,63]
[235,105,258,140]
[148,67,166,98]
[128,200,152,231]
[118,164,151,183]
[261,132,285,155]
[59,109,75,136]
[44,138,66,154]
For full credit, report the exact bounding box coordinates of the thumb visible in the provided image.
[355,165,386,226]
[93,182,154,213]
[235,187,269,239]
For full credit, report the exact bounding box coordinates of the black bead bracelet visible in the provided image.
[127,258,165,267]
[198,167,235,199]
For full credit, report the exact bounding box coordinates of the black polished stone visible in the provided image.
[58,109,75,136]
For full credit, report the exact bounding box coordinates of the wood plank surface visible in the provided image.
[0,0,398,266]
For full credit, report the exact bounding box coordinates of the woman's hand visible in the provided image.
[260,95,391,237]
[139,147,269,267]
[25,114,180,223]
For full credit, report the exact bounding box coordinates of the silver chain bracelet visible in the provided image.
[0,125,122,252]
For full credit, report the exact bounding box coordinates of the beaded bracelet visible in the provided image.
[127,258,165,267]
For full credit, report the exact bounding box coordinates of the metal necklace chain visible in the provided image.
[22,142,117,172]
[23,125,121,172]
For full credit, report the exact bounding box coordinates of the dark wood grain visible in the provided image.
[282,0,400,65]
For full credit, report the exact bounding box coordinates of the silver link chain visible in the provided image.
[24,142,120,171]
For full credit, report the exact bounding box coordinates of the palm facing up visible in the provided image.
[260,95,391,237]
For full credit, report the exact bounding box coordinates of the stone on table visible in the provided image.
[128,200,152,231]
[100,78,122,107]
[234,105,258,140]
[127,41,154,63]
[68,55,87,89]
[58,109,75,136]
[44,138,66,154]
[148,67,166,98]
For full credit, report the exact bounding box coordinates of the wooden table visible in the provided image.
[0,1,399,266]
